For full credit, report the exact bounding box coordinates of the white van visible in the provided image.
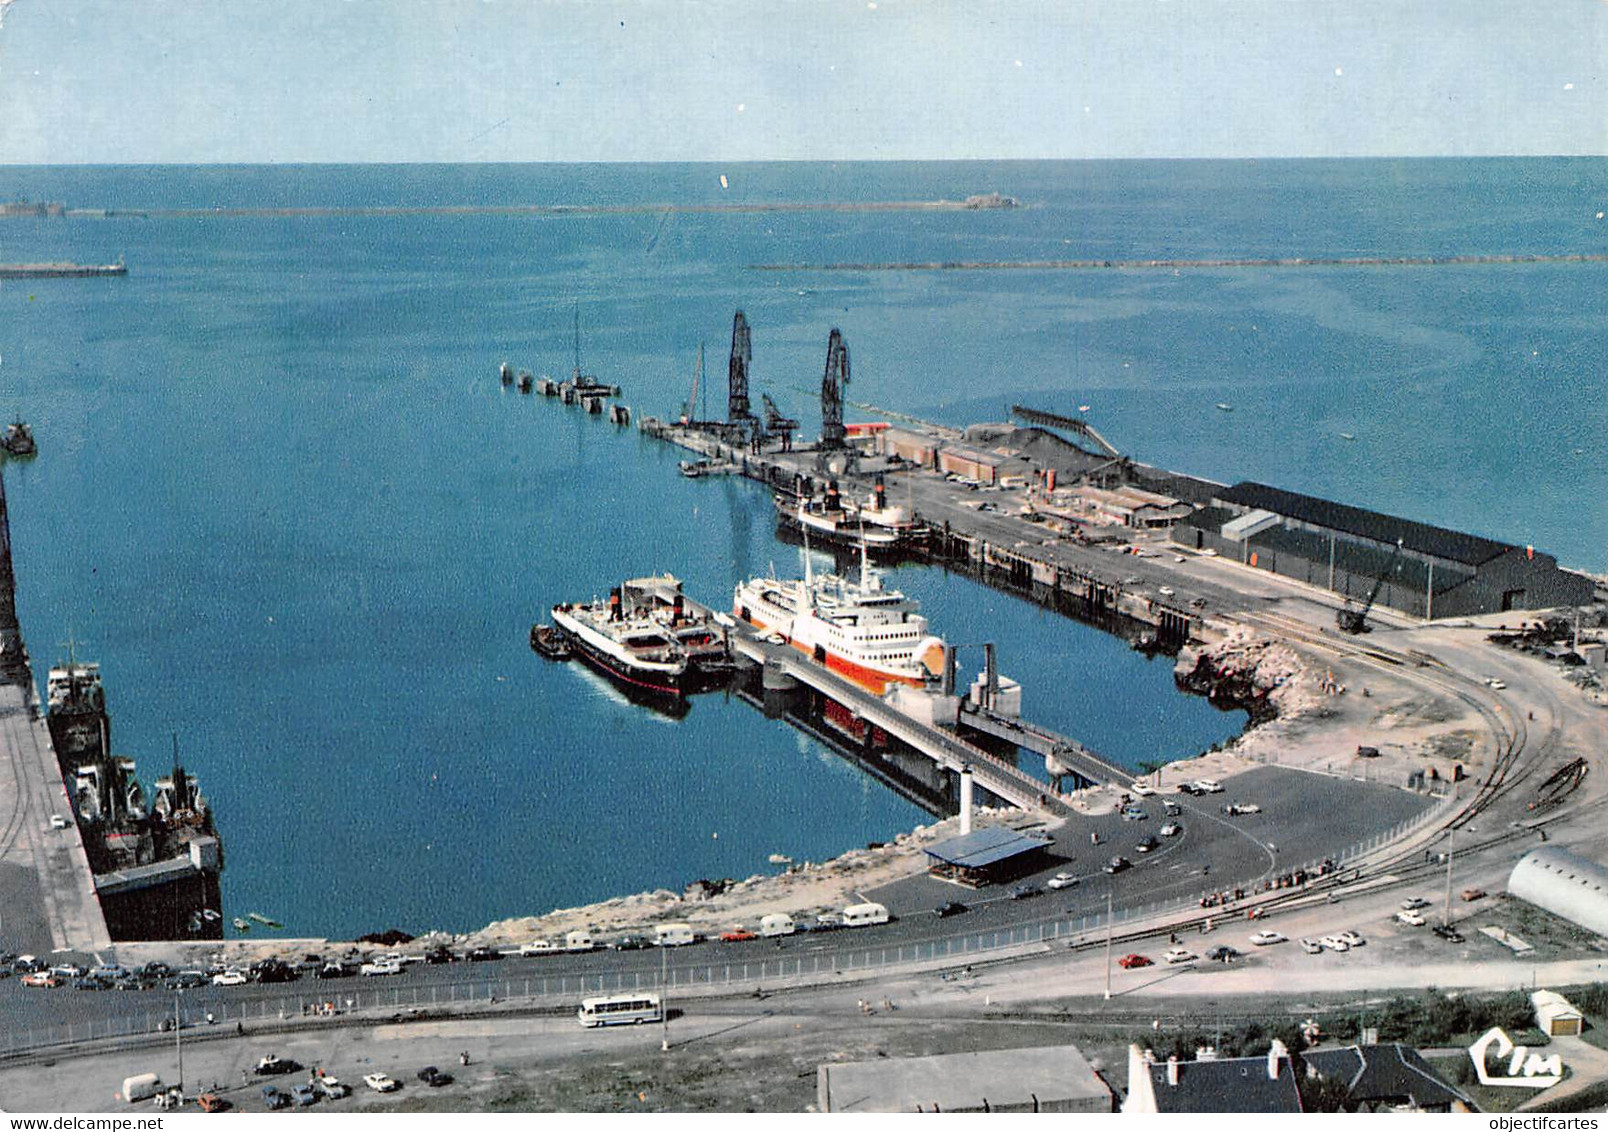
[654,922,695,947]
[123,1073,162,1103]
[564,929,595,953]
[841,902,891,928]
[759,913,795,938]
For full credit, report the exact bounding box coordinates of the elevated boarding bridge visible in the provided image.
[957,705,1132,790]
[728,631,1063,814]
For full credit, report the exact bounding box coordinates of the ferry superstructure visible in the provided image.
[551,575,730,698]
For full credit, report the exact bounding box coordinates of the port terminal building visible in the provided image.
[1172,482,1594,619]
[923,825,1054,887]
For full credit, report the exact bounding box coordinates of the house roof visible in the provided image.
[923,826,1053,870]
[1215,482,1514,566]
[818,1044,1112,1112]
[1302,1044,1474,1110]
[1144,1054,1304,1113]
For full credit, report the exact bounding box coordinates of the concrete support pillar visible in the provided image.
[959,766,975,835]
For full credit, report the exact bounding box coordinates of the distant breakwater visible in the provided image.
[68,199,1015,220]
[750,253,1608,271]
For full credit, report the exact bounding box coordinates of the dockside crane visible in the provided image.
[727,310,760,442]
[762,393,798,452]
[819,328,850,449]
[1336,538,1403,634]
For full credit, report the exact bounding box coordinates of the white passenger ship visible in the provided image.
[733,553,947,696]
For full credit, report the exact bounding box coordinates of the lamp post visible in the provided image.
[660,940,670,1052]
[173,988,184,1093]
[1104,884,1114,1001]
[1443,825,1474,930]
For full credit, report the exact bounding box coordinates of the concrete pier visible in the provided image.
[0,475,110,953]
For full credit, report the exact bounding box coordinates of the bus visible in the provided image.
[577,992,663,1028]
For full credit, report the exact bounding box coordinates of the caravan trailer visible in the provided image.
[840,902,891,928]
[654,922,696,947]
[759,913,796,937]
[564,930,595,953]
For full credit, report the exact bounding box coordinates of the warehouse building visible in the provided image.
[1173,482,1594,619]
[1508,848,1608,937]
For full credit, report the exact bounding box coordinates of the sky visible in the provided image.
[0,0,1604,163]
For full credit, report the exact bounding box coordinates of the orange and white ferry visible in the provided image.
[732,553,947,696]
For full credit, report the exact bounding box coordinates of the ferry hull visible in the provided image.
[555,619,686,700]
[737,609,925,698]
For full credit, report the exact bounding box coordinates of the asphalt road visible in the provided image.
[0,765,1431,1048]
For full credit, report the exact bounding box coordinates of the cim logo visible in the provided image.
[1467,1027,1564,1089]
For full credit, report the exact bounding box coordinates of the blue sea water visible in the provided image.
[0,159,1602,937]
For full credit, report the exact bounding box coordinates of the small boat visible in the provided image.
[517,372,534,394]
[232,917,251,932]
[1078,404,1092,414]
[1215,403,1233,412]
[680,459,714,478]
[767,853,793,866]
[247,912,282,928]
[1339,432,1356,441]
[499,362,515,386]
[2,419,35,456]
[529,623,573,660]
[200,908,221,922]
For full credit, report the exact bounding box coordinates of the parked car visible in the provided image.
[1120,806,1148,821]
[1159,823,1182,838]
[255,1056,300,1076]
[417,1066,453,1088]
[1009,883,1042,900]
[196,1092,228,1113]
[1135,835,1160,853]
[315,1076,351,1100]
[1318,936,1351,952]
[1164,947,1196,964]
[363,1073,399,1093]
[1105,856,1131,874]
[213,970,248,987]
[467,947,502,962]
[612,935,652,950]
[1204,945,1240,962]
[1158,586,1176,597]
[423,946,456,964]
[1248,930,1287,946]
[1432,924,1466,943]
[1177,783,1203,796]
[1194,780,1224,794]
[934,901,969,918]
[289,1084,319,1108]
[20,972,60,988]
[317,962,350,979]
[1396,910,1427,927]
[719,930,757,943]
[1400,897,1432,911]
[1335,931,1365,947]
[50,963,86,979]
[260,1086,289,1111]
[360,959,402,977]
[519,940,556,957]
[1046,872,1079,890]
[1163,801,1182,816]
[1117,953,1153,969]
[49,814,69,829]
[1130,781,1156,796]
[1461,888,1487,902]
[1298,938,1323,954]
[171,971,208,989]
[1221,803,1261,815]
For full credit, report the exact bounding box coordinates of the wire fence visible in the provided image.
[1,792,1459,1058]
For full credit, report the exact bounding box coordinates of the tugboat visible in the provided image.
[775,478,927,552]
[2,418,35,456]
[529,623,572,660]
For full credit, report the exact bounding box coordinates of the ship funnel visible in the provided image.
[825,481,841,512]
[959,766,975,835]
[874,475,886,511]
[609,587,622,622]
